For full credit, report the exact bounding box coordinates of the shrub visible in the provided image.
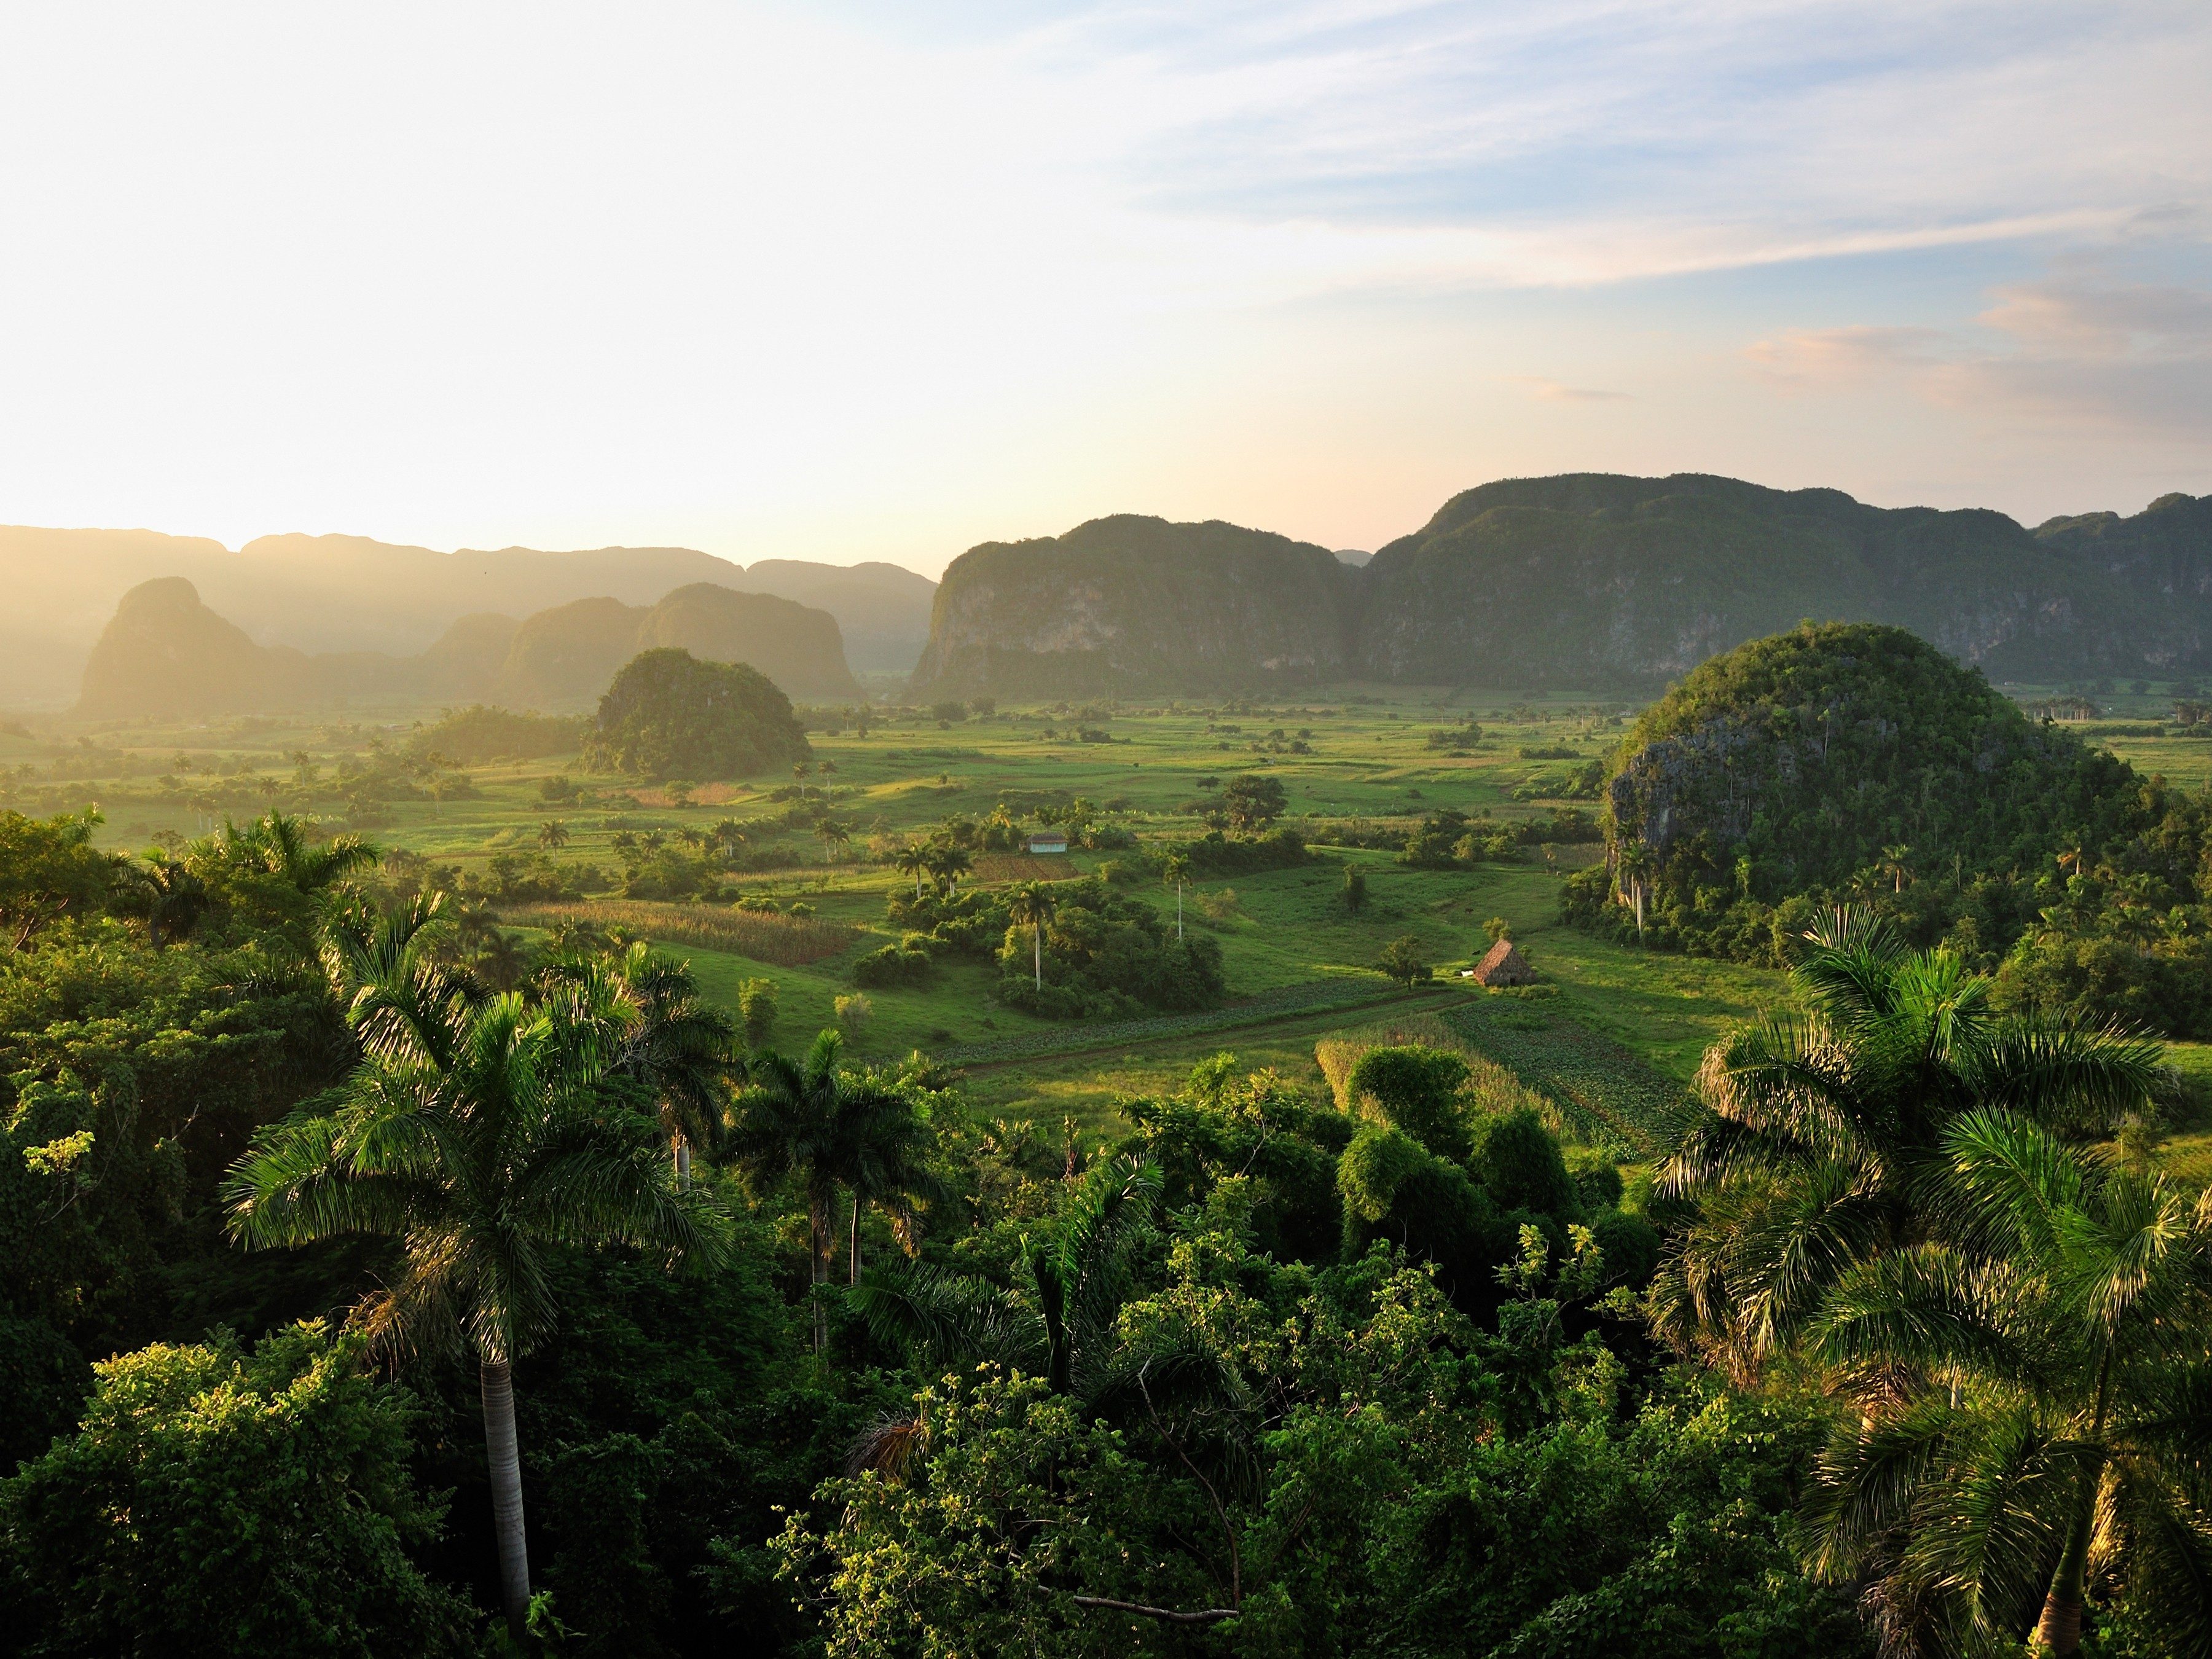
[739,978,778,1047]
[1472,1108,1578,1217]
[1338,1124,1511,1306]
[407,705,588,765]
[989,877,1227,1018]
[1563,1144,1623,1210]
[1345,1045,1472,1161]
[853,941,932,989]
[506,901,853,966]
[0,1324,471,1657]
[1169,827,1312,877]
[834,992,873,1034]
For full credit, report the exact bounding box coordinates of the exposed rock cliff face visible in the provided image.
[911,476,2212,696]
[74,580,858,718]
[909,515,1359,695]
[1355,474,2163,687]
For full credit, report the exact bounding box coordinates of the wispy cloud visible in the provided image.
[1510,375,1633,402]
[983,0,2212,291]
[1744,273,2212,433]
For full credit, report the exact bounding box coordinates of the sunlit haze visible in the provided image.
[2,1,2207,572]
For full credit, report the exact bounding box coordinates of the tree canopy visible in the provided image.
[581,647,811,780]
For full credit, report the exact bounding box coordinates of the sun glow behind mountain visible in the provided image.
[0,1,2206,571]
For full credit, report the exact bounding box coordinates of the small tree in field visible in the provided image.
[739,977,779,1049]
[1006,882,1059,990]
[1220,774,1288,832]
[1378,935,1431,986]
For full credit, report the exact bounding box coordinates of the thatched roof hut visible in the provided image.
[1471,938,1537,987]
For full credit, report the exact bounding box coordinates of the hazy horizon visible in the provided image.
[1,2,2206,579]
[4,454,2199,589]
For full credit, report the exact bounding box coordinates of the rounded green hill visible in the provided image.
[581,648,812,780]
[1577,621,2140,937]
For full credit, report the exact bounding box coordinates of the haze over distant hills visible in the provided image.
[16,473,2212,713]
[912,474,2212,696]
[73,578,860,720]
[0,528,935,707]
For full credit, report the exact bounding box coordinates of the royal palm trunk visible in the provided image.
[810,1191,831,1352]
[2035,1355,2114,1656]
[480,1357,532,1635]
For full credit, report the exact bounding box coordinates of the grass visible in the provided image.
[16,686,1799,1139]
[503,900,857,965]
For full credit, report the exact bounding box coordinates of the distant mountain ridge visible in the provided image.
[0,528,934,707]
[74,578,860,719]
[910,514,1358,697]
[910,474,2212,695]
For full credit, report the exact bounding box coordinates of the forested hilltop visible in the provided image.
[912,475,2212,696]
[1565,622,2212,1036]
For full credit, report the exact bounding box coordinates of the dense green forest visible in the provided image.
[4,801,2209,1653]
[7,629,2212,1657]
[1566,623,2212,1037]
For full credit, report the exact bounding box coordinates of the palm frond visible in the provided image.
[1800,1392,1956,1581]
[1809,1244,2024,1391]
[848,1260,1043,1373]
[1968,1020,2164,1135]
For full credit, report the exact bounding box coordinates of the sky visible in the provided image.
[0,1,2206,576]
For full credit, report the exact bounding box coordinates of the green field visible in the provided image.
[4,688,1800,1140]
[29,683,2212,1166]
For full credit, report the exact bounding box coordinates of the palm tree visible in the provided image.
[223,897,729,1637]
[544,942,738,1189]
[850,1153,1163,1398]
[896,843,932,900]
[837,1083,943,1285]
[469,928,531,993]
[1801,1108,2212,1657]
[819,818,852,865]
[538,819,570,850]
[1652,908,2162,1381]
[925,844,971,897]
[208,808,376,894]
[728,1030,927,1352]
[1006,880,1057,990]
[1163,852,1190,940]
[1615,841,1655,939]
[126,851,209,947]
[1880,842,1913,894]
